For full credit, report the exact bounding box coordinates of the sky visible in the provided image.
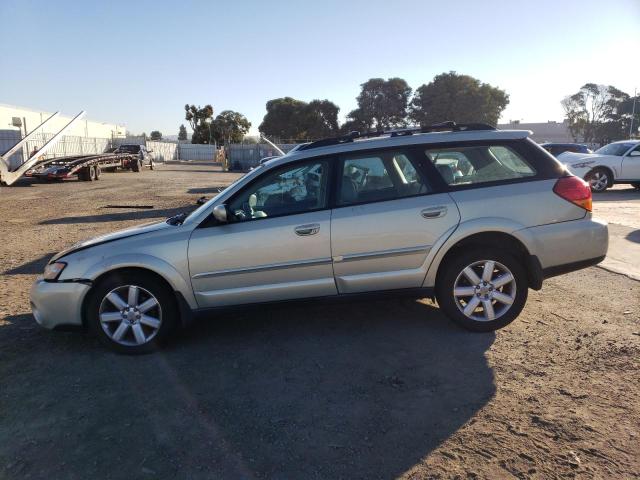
[1,0,639,136]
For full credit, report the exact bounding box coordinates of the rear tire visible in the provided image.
[586,168,610,193]
[436,247,528,332]
[131,159,142,172]
[86,271,178,354]
[78,168,91,181]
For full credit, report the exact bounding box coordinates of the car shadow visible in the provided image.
[0,298,495,479]
[625,229,640,244]
[3,252,56,275]
[38,206,196,225]
[591,187,640,201]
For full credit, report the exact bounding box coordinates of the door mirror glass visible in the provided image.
[212,204,228,223]
[629,150,640,157]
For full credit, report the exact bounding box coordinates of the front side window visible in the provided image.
[228,160,329,221]
[338,151,430,206]
[425,144,536,186]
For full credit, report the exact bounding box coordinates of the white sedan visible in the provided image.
[558,140,640,192]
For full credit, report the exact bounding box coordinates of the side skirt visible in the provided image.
[182,287,435,321]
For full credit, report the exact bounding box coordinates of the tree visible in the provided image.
[149,130,162,141]
[259,97,308,140]
[347,78,412,130]
[561,84,632,143]
[259,97,340,141]
[178,124,188,141]
[184,104,214,144]
[410,72,509,127]
[212,110,251,144]
[303,100,340,139]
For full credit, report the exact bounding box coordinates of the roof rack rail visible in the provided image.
[297,121,496,151]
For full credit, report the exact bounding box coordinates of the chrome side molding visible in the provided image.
[192,257,333,279]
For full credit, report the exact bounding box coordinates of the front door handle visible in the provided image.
[295,223,320,236]
[421,206,447,219]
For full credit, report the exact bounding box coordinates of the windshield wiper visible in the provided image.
[166,212,187,225]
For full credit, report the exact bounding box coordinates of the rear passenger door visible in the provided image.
[330,148,460,294]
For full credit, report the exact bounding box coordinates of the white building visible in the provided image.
[0,103,126,168]
[0,103,126,139]
[498,120,575,144]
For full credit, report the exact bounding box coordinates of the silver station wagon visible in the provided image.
[31,122,608,353]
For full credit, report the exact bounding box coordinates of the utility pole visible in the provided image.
[630,88,637,138]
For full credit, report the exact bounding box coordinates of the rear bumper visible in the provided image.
[523,216,608,273]
[542,255,606,279]
[30,279,89,329]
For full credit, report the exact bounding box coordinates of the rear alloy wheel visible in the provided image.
[89,165,97,181]
[436,248,528,332]
[586,168,610,193]
[88,272,177,353]
[94,165,101,180]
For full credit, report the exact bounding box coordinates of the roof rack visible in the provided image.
[297,121,496,151]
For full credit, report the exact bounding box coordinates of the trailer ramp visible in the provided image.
[0,111,86,186]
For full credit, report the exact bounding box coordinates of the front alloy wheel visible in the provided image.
[587,169,609,192]
[436,248,528,332]
[88,271,177,353]
[99,285,162,347]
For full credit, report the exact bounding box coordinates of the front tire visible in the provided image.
[87,271,178,354]
[586,168,610,193]
[436,248,528,332]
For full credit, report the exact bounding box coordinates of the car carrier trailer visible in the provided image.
[1,110,149,185]
[25,151,141,181]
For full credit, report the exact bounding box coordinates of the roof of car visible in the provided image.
[541,142,586,147]
[610,139,640,145]
[268,129,532,166]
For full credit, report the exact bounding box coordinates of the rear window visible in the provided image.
[425,145,536,186]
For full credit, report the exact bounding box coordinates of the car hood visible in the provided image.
[557,151,606,164]
[51,220,172,262]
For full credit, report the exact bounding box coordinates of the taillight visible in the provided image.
[553,176,592,211]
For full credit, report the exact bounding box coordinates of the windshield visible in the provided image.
[594,143,635,156]
[118,145,141,153]
[183,164,265,222]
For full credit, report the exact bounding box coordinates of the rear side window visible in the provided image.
[338,151,430,206]
[425,145,536,186]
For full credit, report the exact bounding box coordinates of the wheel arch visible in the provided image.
[80,255,197,327]
[424,222,542,291]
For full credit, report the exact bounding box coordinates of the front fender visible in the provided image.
[82,253,198,309]
[421,217,536,287]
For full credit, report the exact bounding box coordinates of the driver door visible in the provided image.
[188,159,336,308]
[621,144,640,179]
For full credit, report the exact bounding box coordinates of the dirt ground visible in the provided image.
[0,163,639,479]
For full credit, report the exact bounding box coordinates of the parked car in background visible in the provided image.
[116,144,155,171]
[541,143,592,156]
[31,123,608,353]
[558,140,640,192]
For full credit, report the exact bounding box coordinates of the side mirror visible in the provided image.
[629,150,640,157]
[212,204,228,223]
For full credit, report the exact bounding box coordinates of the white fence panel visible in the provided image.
[147,141,176,162]
[178,144,217,161]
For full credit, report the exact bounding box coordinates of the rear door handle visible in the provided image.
[295,223,320,236]
[421,206,447,219]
